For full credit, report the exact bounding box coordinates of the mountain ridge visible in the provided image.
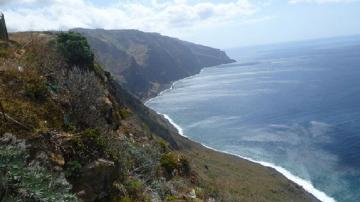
[72,28,235,100]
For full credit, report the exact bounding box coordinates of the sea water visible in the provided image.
[146,36,360,202]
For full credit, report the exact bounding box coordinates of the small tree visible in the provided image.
[57,32,94,68]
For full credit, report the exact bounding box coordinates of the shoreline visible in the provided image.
[145,65,336,202]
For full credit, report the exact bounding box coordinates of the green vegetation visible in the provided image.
[126,179,143,198]
[0,139,77,201]
[24,78,49,101]
[160,152,191,178]
[57,32,94,68]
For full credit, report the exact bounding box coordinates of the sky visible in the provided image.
[1,0,360,48]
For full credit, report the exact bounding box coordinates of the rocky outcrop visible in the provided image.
[72,28,236,100]
[0,13,8,41]
[76,159,117,201]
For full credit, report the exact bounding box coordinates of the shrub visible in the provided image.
[56,32,94,68]
[80,129,107,150]
[120,196,133,202]
[24,79,48,101]
[160,152,191,177]
[70,129,108,160]
[165,195,177,201]
[119,108,132,119]
[179,157,191,176]
[157,139,168,153]
[0,41,10,58]
[58,67,107,129]
[0,140,77,201]
[126,179,143,197]
[65,160,82,178]
[160,153,178,176]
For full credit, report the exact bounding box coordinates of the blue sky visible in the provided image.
[1,0,360,48]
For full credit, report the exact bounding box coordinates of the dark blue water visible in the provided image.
[146,36,360,202]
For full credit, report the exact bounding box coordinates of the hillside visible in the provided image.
[72,28,235,100]
[0,32,318,202]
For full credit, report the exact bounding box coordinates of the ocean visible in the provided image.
[145,35,360,202]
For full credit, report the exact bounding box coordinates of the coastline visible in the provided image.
[145,65,336,202]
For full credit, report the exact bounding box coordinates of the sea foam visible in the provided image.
[156,112,336,202]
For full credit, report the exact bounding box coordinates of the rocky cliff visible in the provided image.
[0,13,8,41]
[72,28,235,100]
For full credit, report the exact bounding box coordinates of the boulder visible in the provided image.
[77,159,117,201]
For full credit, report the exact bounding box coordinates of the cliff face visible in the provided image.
[72,28,235,100]
[0,13,8,41]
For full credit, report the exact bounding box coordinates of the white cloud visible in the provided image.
[2,0,261,35]
[289,0,355,4]
[0,0,41,5]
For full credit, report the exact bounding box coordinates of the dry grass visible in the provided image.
[0,33,64,136]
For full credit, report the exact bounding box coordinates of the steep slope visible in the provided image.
[0,32,202,202]
[72,28,235,100]
[0,32,318,202]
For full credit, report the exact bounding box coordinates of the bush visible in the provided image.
[160,152,191,177]
[57,32,94,68]
[70,129,108,161]
[126,179,143,197]
[65,160,82,178]
[24,79,48,101]
[157,139,168,153]
[179,157,191,176]
[119,108,132,119]
[58,67,107,129]
[80,129,107,150]
[160,153,178,176]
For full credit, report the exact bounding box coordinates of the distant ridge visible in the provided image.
[72,28,236,100]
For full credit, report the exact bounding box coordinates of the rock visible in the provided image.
[35,151,48,162]
[0,133,16,144]
[150,192,161,202]
[77,159,116,201]
[29,151,49,167]
[84,158,115,170]
[50,153,65,166]
[0,13,8,41]
[16,140,26,150]
[76,190,87,199]
[207,197,216,202]
[0,172,7,200]
[188,189,196,199]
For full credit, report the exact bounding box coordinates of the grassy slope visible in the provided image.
[177,136,318,202]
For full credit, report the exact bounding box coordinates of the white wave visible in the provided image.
[161,113,185,137]
[187,115,240,129]
[154,112,336,202]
